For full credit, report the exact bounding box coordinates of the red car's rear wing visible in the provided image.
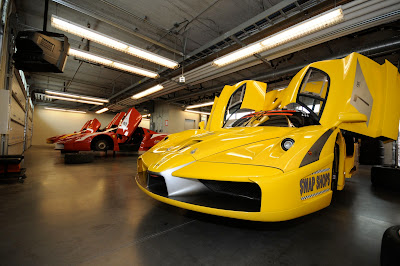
[116,108,142,137]
[106,112,126,129]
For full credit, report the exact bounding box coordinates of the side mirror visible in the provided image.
[198,121,205,130]
[338,112,367,123]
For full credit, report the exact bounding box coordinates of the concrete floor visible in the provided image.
[0,145,399,265]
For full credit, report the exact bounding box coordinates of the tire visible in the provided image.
[331,143,339,192]
[359,138,384,165]
[93,139,109,151]
[371,166,400,188]
[381,225,400,266]
[64,153,95,164]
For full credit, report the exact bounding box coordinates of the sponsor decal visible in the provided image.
[300,168,331,200]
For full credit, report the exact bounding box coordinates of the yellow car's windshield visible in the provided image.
[228,107,319,128]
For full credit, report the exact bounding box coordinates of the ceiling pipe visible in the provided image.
[43,0,49,32]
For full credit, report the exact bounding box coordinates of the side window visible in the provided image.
[223,84,246,126]
[297,68,330,119]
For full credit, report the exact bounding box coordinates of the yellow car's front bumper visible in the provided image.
[136,154,334,222]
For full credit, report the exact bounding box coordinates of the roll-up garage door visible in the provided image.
[7,70,27,155]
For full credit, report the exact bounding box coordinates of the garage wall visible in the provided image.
[140,119,150,129]
[32,106,116,145]
[151,101,200,134]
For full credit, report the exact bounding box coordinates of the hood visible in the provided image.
[146,125,327,172]
[152,127,296,161]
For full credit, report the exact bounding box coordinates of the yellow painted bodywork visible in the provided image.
[137,53,400,221]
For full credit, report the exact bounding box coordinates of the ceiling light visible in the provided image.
[44,107,86,113]
[68,48,159,78]
[186,101,214,109]
[132,85,164,99]
[52,15,179,69]
[142,114,151,118]
[45,90,109,103]
[213,7,344,67]
[213,43,264,67]
[96,107,109,114]
[184,109,211,115]
[47,95,104,105]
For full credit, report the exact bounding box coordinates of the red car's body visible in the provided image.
[57,108,167,152]
[46,119,101,144]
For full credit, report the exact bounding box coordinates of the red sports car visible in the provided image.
[47,119,101,144]
[56,107,167,152]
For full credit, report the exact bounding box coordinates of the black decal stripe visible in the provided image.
[300,129,334,167]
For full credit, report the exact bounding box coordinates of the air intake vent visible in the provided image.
[178,140,202,151]
[39,36,55,51]
[200,180,261,200]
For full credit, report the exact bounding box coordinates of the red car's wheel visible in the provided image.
[94,139,109,151]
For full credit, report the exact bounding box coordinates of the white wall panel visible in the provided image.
[8,121,25,145]
[8,142,24,155]
[10,97,25,125]
[11,75,26,110]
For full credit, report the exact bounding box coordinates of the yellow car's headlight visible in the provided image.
[281,138,295,151]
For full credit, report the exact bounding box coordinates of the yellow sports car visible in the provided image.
[136,53,400,221]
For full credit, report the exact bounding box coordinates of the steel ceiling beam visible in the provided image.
[52,0,184,56]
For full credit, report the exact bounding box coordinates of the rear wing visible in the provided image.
[106,112,126,129]
[116,108,142,137]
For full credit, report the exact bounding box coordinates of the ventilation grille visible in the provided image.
[200,180,261,200]
[39,37,55,52]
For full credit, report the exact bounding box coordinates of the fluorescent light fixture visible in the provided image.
[44,107,86,113]
[185,109,211,115]
[142,114,151,118]
[186,101,214,109]
[96,107,109,114]
[47,95,104,105]
[51,15,179,69]
[213,7,344,67]
[68,48,159,78]
[45,90,108,103]
[132,84,164,99]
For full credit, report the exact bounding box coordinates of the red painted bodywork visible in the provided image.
[139,130,167,151]
[51,112,125,145]
[59,108,167,152]
[106,112,126,129]
[47,119,101,144]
